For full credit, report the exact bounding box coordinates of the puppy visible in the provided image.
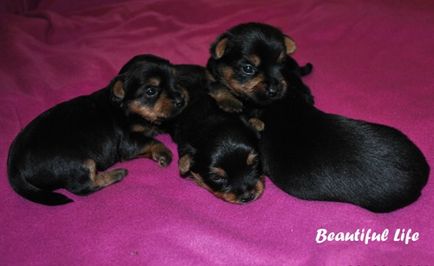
[166,64,264,204]
[7,55,187,205]
[207,22,313,131]
[208,23,430,212]
[259,72,430,212]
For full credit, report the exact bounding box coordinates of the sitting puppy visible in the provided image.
[167,64,264,204]
[207,22,313,131]
[259,72,430,212]
[7,55,187,206]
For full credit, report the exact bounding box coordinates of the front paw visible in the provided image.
[152,147,173,168]
[249,118,265,132]
[209,88,244,113]
[219,98,244,113]
[110,168,129,182]
[178,154,193,177]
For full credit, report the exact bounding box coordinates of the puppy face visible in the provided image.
[188,149,264,204]
[112,55,188,123]
[208,23,296,105]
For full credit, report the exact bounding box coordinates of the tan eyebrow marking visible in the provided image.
[148,77,160,86]
[248,55,261,66]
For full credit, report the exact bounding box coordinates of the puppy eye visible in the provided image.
[222,184,232,193]
[210,175,226,184]
[242,64,256,75]
[145,86,158,96]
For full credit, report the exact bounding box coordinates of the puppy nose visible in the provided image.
[266,87,278,97]
[174,97,184,108]
[239,192,255,203]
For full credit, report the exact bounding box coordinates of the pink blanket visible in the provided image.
[1,0,433,264]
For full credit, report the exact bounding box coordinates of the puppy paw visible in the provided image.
[219,98,244,113]
[249,118,265,132]
[94,168,128,187]
[209,88,244,113]
[179,154,193,176]
[153,148,173,168]
[111,168,129,182]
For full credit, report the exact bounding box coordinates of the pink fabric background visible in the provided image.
[1,0,433,265]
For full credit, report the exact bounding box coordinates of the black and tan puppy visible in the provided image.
[166,64,264,204]
[8,55,187,206]
[208,23,429,212]
[207,22,313,131]
[259,71,430,212]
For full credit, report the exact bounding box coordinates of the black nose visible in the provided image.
[266,87,278,97]
[239,192,255,203]
[174,97,184,108]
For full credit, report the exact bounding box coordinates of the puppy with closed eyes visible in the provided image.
[8,55,187,205]
[207,22,313,131]
[166,64,264,204]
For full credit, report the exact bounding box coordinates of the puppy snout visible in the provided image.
[173,96,185,109]
[171,90,185,109]
[239,192,255,203]
[265,77,286,98]
[266,86,279,97]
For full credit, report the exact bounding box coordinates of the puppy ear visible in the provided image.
[210,35,229,59]
[113,80,125,99]
[110,75,126,102]
[284,35,297,55]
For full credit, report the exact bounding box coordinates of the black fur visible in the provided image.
[7,55,186,205]
[259,73,430,212]
[207,22,429,212]
[206,22,313,129]
[165,64,264,204]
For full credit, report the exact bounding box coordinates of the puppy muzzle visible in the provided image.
[173,96,185,109]
[265,80,286,99]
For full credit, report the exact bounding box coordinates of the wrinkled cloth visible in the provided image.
[0,0,433,265]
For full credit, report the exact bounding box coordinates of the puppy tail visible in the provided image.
[8,172,73,206]
[8,173,73,206]
[7,136,73,206]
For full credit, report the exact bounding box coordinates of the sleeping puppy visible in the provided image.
[167,64,264,204]
[7,55,187,206]
[207,22,313,131]
[259,72,430,212]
